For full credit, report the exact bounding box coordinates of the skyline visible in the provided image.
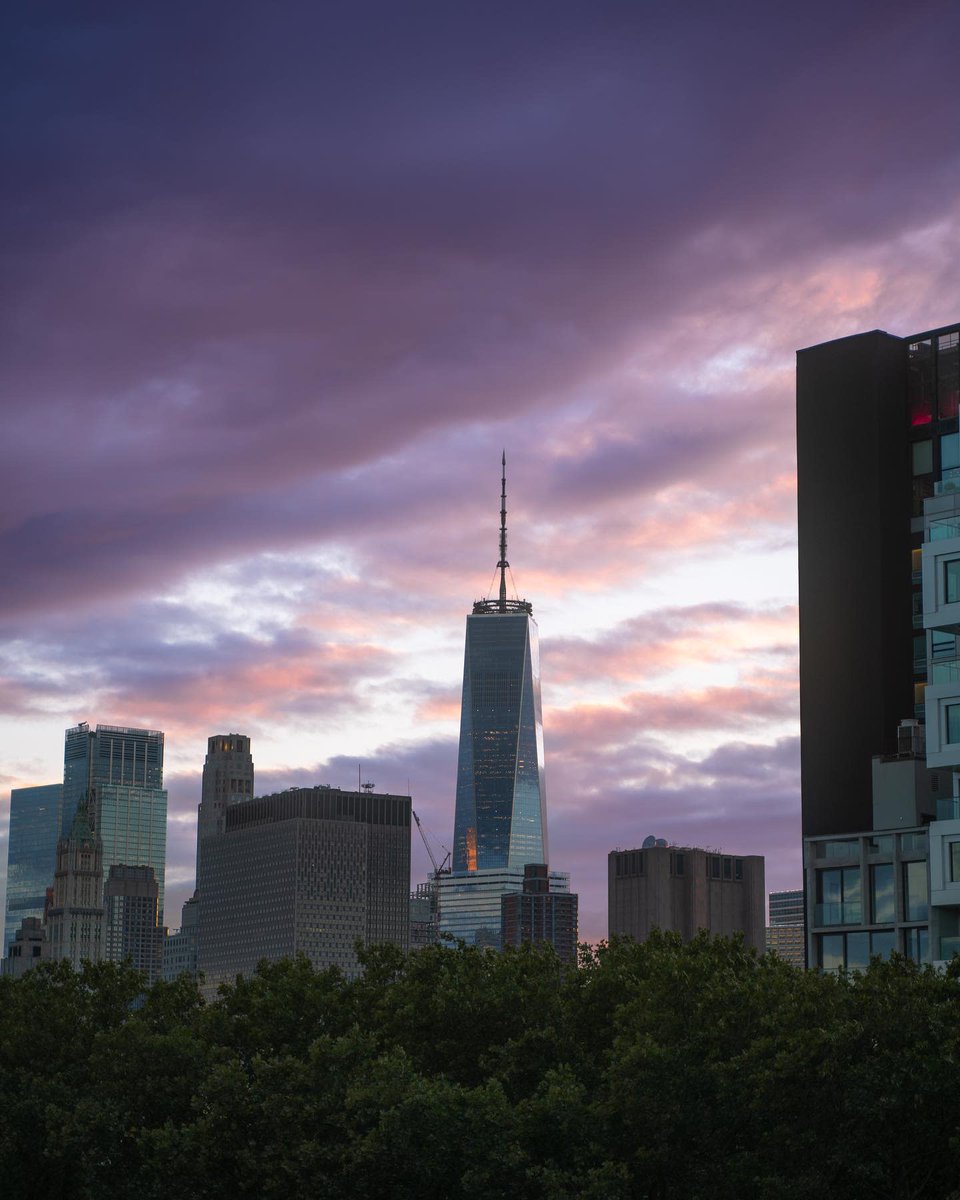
[5,2,960,943]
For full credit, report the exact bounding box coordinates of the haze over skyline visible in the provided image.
[4,1,960,942]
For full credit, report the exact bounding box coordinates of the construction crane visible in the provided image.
[412,810,451,878]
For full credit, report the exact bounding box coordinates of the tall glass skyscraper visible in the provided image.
[61,723,167,920]
[3,783,62,952]
[442,457,551,947]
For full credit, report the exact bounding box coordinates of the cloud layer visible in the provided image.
[4,1,960,941]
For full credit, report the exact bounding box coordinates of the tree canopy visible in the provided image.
[2,934,959,1200]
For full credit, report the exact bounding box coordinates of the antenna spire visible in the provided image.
[498,450,508,612]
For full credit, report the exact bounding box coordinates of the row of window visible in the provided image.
[815,862,927,926]
[818,927,928,971]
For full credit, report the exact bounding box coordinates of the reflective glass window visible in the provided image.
[904,927,928,963]
[948,705,960,745]
[816,867,861,925]
[951,842,960,883]
[870,863,895,924]
[913,634,926,665]
[946,561,960,605]
[819,934,844,971]
[846,931,869,971]
[903,860,928,922]
[939,332,959,420]
[913,440,933,475]
[942,432,960,471]
[932,630,956,658]
[909,340,934,425]
[870,930,896,960]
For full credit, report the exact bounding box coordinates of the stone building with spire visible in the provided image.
[44,799,104,968]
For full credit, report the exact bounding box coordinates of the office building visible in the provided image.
[440,866,570,949]
[44,803,104,969]
[501,863,579,964]
[765,888,805,968]
[103,864,164,985]
[196,733,254,857]
[61,723,168,922]
[197,786,410,992]
[798,322,960,968]
[442,456,555,945]
[163,892,199,982]
[2,917,46,978]
[608,842,766,952]
[410,879,440,948]
[63,722,164,834]
[3,783,61,953]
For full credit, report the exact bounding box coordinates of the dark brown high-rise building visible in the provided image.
[797,324,959,837]
[501,863,578,964]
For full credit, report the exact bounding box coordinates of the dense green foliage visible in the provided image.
[3,934,960,1199]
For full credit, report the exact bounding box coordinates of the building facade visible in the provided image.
[197,786,410,992]
[439,866,570,949]
[63,722,164,836]
[3,783,61,953]
[608,844,766,952]
[501,863,579,964]
[196,733,255,856]
[103,864,164,985]
[2,917,46,978]
[44,804,104,969]
[163,892,199,982]
[765,888,805,968]
[798,322,960,968]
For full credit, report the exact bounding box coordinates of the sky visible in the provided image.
[4,0,960,945]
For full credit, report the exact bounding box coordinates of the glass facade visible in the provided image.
[3,784,62,952]
[903,859,929,922]
[870,862,895,924]
[62,723,164,836]
[97,784,169,922]
[453,612,547,873]
[438,867,569,948]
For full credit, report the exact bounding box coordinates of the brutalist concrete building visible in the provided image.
[608,843,765,952]
[197,786,410,992]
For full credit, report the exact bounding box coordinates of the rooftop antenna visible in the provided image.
[498,450,508,612]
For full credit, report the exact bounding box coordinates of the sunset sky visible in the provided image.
[4,1,960,943]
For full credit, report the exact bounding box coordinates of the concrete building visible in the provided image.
[765,888,805,968]
[103,864,163,985]
[501,863,579,964]
[3,783,61,953]
[196,733,254,858]
[798,323,960,969]
[410,879,440,948]
[2,917,46,978]
[162,892,199,982]
[197,786,410,991]
[45,803,104,969]
[608,843,765,952]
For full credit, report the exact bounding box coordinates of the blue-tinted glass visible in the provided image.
[4,784,62,951]
[945,561,960,605]
[903,860,928,922]
[846,931,869,971]
[870,930,896,960]
[453,613,546,873]
[819,934,843,971]
[948,705,960,745]
[870,863,895,924]
[942,432,960,470]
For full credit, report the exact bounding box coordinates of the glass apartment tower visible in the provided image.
[442,457,551,946]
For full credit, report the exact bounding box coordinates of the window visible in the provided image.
[950,842,960,883]
[723,857,732,880]
[903,860,928,922]
[945,561,960,605]
[933,629,956,658]
[816,867,861,925]
[734,859,743,881]
[845,931,869,971]
[942,432,960,471]
[870,930,896,960]
[870,863,895,924]
[819,934,844,971]
[904,927,928,963]
[947,705,960,745]
[913,439,934,475]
